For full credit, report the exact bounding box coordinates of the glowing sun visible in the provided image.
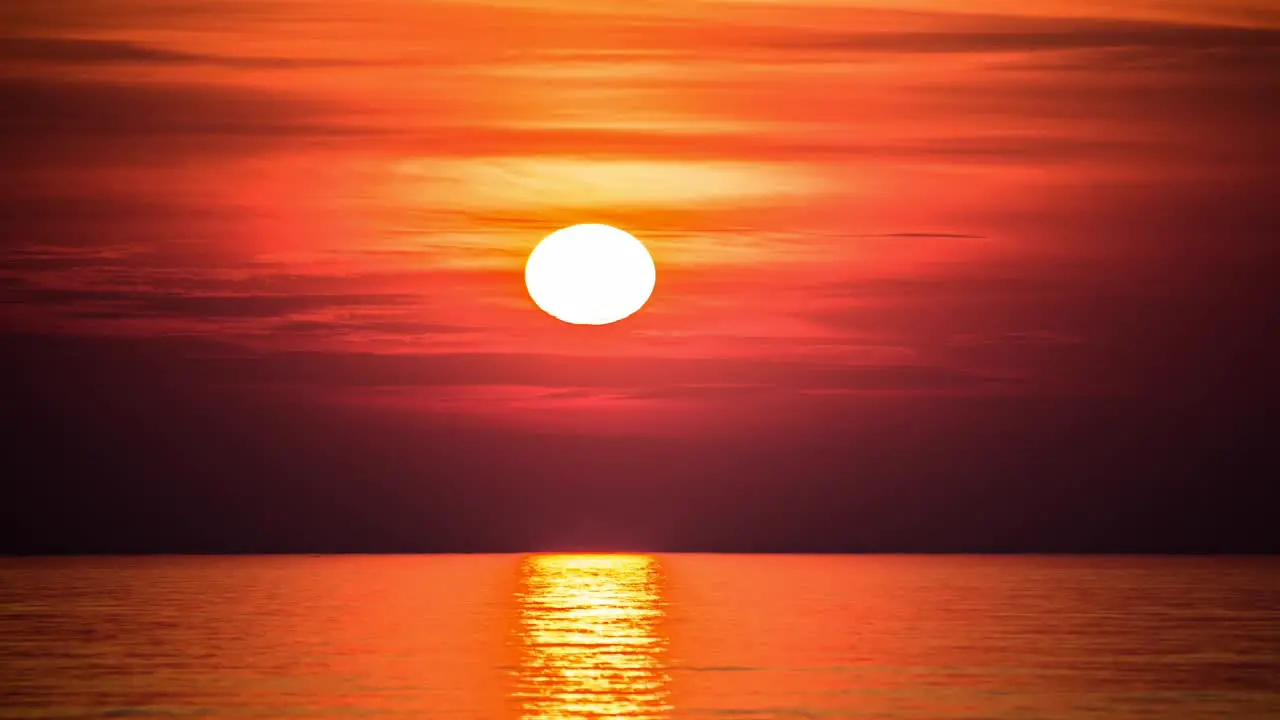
[525,224,656,325]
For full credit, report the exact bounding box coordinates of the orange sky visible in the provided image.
[1,1,1278,552]
[5,0,1276,436]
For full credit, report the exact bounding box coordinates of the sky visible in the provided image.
[2,0,1277,553]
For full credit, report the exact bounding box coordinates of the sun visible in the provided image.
[525,224,657,325]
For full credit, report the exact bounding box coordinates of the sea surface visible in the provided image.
[1,555,1278,719]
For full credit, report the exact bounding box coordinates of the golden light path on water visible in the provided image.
[513,555,671,719]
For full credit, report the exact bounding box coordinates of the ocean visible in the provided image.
[2,555,1277,718]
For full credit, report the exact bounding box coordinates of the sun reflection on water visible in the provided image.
[513,554,671,720]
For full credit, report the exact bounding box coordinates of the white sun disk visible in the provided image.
[525,224,656,325]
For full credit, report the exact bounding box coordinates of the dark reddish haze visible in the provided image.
[2,0,1276,552]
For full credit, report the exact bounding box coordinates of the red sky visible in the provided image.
[2,0,1277,551]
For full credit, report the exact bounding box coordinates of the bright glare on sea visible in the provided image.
[1,555,1278,719]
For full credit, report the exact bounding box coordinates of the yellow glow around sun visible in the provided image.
[525,224,656,325]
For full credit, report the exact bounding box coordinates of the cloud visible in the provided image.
[813,273,1059,301]
[614,384,779,401]
[761,16,1280,55]
[0,329,1008,395]
[0,36,382,68]
[947,331,1084,347]
[856,232,987,240]
[0,282,417,320]
[271,319,474,336]
[998,44,1280,74]
[0,245,142,270]
[614,370,1003,398]
[0,76,367,149]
